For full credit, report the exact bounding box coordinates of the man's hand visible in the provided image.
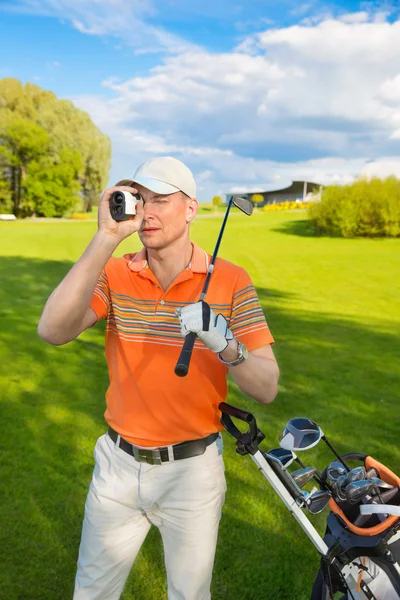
[176,301,234,353]
[98,186,144,244]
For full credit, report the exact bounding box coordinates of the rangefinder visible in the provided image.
[109,191,142,221]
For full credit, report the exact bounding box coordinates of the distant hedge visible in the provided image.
[309,177,400,237]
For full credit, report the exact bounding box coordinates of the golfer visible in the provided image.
[38,156,279,600]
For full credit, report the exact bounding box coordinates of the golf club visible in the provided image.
[267,448,325,487]
[174,195,253,377]
[279,417,351,472]
[345,480,377,504]
[369,477,393,490]
[346,466,367,484]
[265,450,308,504]
[326,461,348,485]
[305,490,332,514]
[266,448,297,468]
[291,467,319,488]
[366,467,379,479]
[333,474,348,502]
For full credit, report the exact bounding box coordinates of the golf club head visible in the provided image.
[279,418,322,451]
[369,477,393,490]
[346,466,366,484]
[366,467,379,479]
[291,467,318,488]
[326,461,348,484]
[232,196,253,216]
[267,447,296,468]
[306,490,332,514]
[377,486,399,503]
[345,480,376,504]
[333,474,348,502]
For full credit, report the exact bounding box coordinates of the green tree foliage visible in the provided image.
[0,116,50,215]
[251,193,264,205]
[309,177,400,237]
[212,195,224,211]
[0,78,111,217]
[24,148,83,218]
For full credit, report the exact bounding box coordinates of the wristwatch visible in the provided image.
[218,338,248,367]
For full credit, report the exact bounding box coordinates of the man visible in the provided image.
[38,156,279,600]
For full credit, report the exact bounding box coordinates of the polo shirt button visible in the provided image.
[160,300,165,305]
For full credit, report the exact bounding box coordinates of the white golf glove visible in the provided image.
[176,301,234,353]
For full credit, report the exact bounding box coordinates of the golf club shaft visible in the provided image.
[322,436,351,472]
[252,451,329,556]
[174,198,234,377]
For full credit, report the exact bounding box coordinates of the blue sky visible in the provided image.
[1,0,400,200]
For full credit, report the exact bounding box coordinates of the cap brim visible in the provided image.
[133,176,180,195]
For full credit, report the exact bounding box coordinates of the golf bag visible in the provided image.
[311,453,400,599]
[219,402,400,600]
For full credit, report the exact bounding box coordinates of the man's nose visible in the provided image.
[143,201,156,214]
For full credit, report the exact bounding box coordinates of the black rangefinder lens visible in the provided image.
[113,192,124,204]
[109,191,141,221]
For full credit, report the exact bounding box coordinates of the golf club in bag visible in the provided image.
[174,195,253,377]
[219,402,400,599]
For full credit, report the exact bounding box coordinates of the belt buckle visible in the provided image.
[133,447,162,465]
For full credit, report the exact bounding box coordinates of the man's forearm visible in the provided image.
[229,355,279,404]
[38,232,118,344]
[219,340,279,404]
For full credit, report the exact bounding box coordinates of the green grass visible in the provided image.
[1,211,400,599]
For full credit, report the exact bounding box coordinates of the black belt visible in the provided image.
[107,427,219,465]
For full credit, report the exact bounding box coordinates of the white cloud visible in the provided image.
[5,0,197,54]
[361,158,400,178]
[379,75,400,103]
[290,3,313,17]
[339,11,369,23]
[69,13,400,200]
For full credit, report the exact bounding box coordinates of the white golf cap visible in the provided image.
[132,156,196,198]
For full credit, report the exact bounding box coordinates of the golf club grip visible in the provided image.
[174,332,196,377]
[219,402,258,440]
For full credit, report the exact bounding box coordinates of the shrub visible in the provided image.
[309,177,400,237]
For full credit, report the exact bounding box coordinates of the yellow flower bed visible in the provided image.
[263,201,308,211]
[70,213,90,220]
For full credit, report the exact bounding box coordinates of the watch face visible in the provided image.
[240,343,248,360]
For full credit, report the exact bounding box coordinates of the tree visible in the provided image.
[24,148,82,217]
[36,97,111,211]
[251,193,264,205]
[212,195,224,211]
[0,115,49,215]
[251,193,264,212]
[0,78,111,217]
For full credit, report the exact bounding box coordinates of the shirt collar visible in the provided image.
[125,242,209,274]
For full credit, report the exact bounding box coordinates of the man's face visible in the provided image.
[134,185,198,250]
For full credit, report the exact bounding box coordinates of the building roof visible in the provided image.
[246,180,322,196]
[226,180,322,200]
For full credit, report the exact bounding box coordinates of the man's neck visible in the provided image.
[146,238,193,291]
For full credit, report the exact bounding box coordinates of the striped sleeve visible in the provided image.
[89,270,111,321]
[229,268,274,351]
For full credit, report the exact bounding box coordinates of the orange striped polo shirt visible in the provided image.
[90,241,274,447]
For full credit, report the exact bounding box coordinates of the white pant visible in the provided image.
[74,433,226,600]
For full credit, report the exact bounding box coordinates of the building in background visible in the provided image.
[226,180,323,207]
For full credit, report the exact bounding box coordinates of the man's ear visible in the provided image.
[186,197,198,223]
